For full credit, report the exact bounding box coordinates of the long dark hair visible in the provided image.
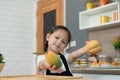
[44,25,71,52]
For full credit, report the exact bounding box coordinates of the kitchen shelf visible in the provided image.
[79,2,120,30]
[81,21,120,30]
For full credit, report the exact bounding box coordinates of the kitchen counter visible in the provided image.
[0,74,94,80]
[71,67,120,75]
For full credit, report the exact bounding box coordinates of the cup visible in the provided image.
[100,0,111,6]
[113,12,118,21]
[100,16,111,24]
[86,2,96,10]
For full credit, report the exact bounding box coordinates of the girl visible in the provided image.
[37,26,97,76]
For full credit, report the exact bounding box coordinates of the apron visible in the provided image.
[46,53,73,76]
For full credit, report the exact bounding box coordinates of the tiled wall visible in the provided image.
[0,0,37,76]
[89,26,120,56]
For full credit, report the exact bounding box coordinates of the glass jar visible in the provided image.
[98,55,111,66]
[114,49,120,63]
[114,49,120,58]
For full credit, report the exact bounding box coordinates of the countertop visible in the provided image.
[0,75,92,80]
[71,67,120,75]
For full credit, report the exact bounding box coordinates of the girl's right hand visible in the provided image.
[44,60,63,73]
[48,65,63,73]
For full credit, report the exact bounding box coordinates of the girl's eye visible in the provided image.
[55,36,59,39]
[62,41,66,44]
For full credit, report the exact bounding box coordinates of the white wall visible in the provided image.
[0,0,37,76]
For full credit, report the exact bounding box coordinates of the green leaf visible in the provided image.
[0,53,4,63]
[113,42,120,49]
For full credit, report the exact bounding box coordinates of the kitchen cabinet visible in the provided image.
[79,1,120,30]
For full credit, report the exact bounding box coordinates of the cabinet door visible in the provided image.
[37,0,64,54]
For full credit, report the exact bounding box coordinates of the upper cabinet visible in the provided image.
[79,1,120,30]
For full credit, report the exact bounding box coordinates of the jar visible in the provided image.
[114,49,120,64]
[98,55,112,66]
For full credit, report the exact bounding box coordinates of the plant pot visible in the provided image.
[0,63,5,72]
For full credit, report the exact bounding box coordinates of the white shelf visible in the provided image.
[80,2,118,16]
[81,21,120,30]
[79,2,120,30]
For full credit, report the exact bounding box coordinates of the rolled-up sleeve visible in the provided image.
[37,55,45,68]
[37,55,46,74]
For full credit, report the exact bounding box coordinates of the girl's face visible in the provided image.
[46,29,69,53]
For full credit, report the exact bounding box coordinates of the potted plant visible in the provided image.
[0,53,5,72]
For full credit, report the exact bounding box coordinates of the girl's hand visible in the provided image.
[44,60,63,73]
[48,65,63,73]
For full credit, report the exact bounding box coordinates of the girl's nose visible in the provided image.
[56,40,61,45]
